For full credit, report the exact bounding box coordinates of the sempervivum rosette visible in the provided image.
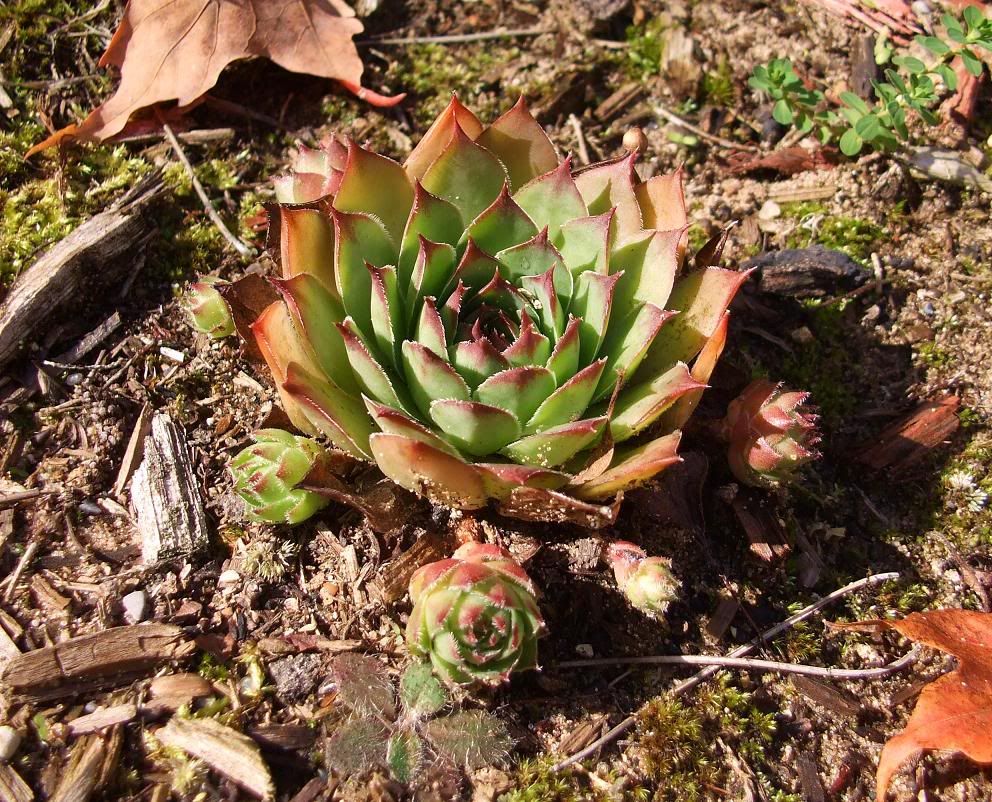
[722,379,820,487]
[406,542,544,686]
[239,96,748,526]
[605,540,680,617]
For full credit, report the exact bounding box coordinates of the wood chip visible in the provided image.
[113,404,153,497]
[731,491,791,562]
[856,395,960,472]
[158,716,274,800]
[0,764,32,802]
[766,184,837,203]
[370,531,453,603]
[0,178,164,368]
[67,704,138,736]
[2,624,193,701]
[791,676,862,716]
[704,596,740,641]
[130,414,210,563]
[50,731,121,802]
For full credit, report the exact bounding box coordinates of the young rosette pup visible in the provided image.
[406,542,545,686]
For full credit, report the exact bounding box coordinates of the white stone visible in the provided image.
[0,726,21,762]
[122,589,150,623]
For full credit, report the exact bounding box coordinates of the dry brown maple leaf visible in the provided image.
[28,0,401,156]
[838,610,992,800]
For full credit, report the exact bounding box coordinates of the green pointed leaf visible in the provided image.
[410,238,457,318]
[570,270,621,365]
[440,282,465,340]
[475,463,571,498]
[554,210,615,275]
[365,398,460,456]
[398,183,464,287]
[474,366,556,424]
[399,662,448,718]
[608,362,706,442]
[404,95,484,181]
[465,184,539,256]
[422,123,508,223]
[277,206,337,295]
[415,297,449,360]
[333,210,396,341]
[282,362,375,459]
[635,167,688,233]
[546,316,581,385]
[594,304,674,402]
[575,431,682,500]
[502,312,552,368]
[429,399,521,455]
[519,267,564,340]
[369,265,402,371]
[474,270,531,318]
[334,142,414,245]
[512,157,587,238]
[475,97,560,191]
[610,227,683,313]
[369,433,489,508]
[501,416,606,468]
[495,230,569,298]
[402,340,471,419]
[451,337,510,389]
[449,239,502,295]
[573,152,643,240]
[387,731,423,785]
[273,273,359,396]
[337,318,409,412]
[525,359,606,434]
[636,267,750,381]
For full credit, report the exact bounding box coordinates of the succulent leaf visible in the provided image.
[225,100,751,525]
[230,429,331,523]
[721,379,820,487]
[186,276,235,338]
[407,543,545,686]
[604,540,681,617]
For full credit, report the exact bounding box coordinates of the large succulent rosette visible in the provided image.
[250,96,747,526]
[406,542,544,686]
[722,379,820,487]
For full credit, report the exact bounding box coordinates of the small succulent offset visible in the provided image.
[749,5,992,155]
[325,654,512,786]
[407,542,544,686]
[229,95,746,526]
[605,540,680,617]
[721,379,819,488]
[230,429,330,523]
[185,276,235,338]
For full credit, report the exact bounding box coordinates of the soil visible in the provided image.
[1,1,991,801]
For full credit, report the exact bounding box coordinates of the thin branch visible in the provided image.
[0,489,57,508]
[360,27,549,46]
[568,114,591,166]
[655,103,762,153]
[552,570,900,772]
[160,122,254,259]
[556,647,917,679]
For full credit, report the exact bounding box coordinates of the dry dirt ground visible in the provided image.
[1,1,992,800]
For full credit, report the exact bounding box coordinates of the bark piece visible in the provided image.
[855,395,960,472]
[370,531,454,603]
[158,716,274,800]
[0,178,164,368]
[742,246,867,298]
[2,624,193,701]
[67,704,138,736]
[130,413,210,563]
[0,764,32,802]
[50,730,122,802]
[113,404,153,497]
[851,34,879,99]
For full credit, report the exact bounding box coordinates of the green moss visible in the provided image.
[702,58,735,106]
[778,300,858,425]
[626,18,668,78]
[916,341,953,369]
[782,203,883,264]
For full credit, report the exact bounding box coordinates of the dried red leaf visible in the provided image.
[727,146,834,177]
[28,0,403,156]
[836,610,992,800]
[217,273,279,364]
[855,395,960,472]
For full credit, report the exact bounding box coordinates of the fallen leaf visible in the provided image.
[836,610,992,800]
[727,146,835,177]
[29,0,403,155]
[855,395,960,472]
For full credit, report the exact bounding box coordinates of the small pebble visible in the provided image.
[758,200,781,221]
[0,726,21,762]
[121,589,150,623]
[575,643,594,658]
[922,302,936,317]
[218,569,240,586]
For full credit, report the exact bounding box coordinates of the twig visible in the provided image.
[555,647,917,679]
[361,27,549,46]
[1,540,40,602]
[0,489,57,508]
[568,114,591,166]
[552,570,900,772]
[655,103,761,153]
[160,122,253,259]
